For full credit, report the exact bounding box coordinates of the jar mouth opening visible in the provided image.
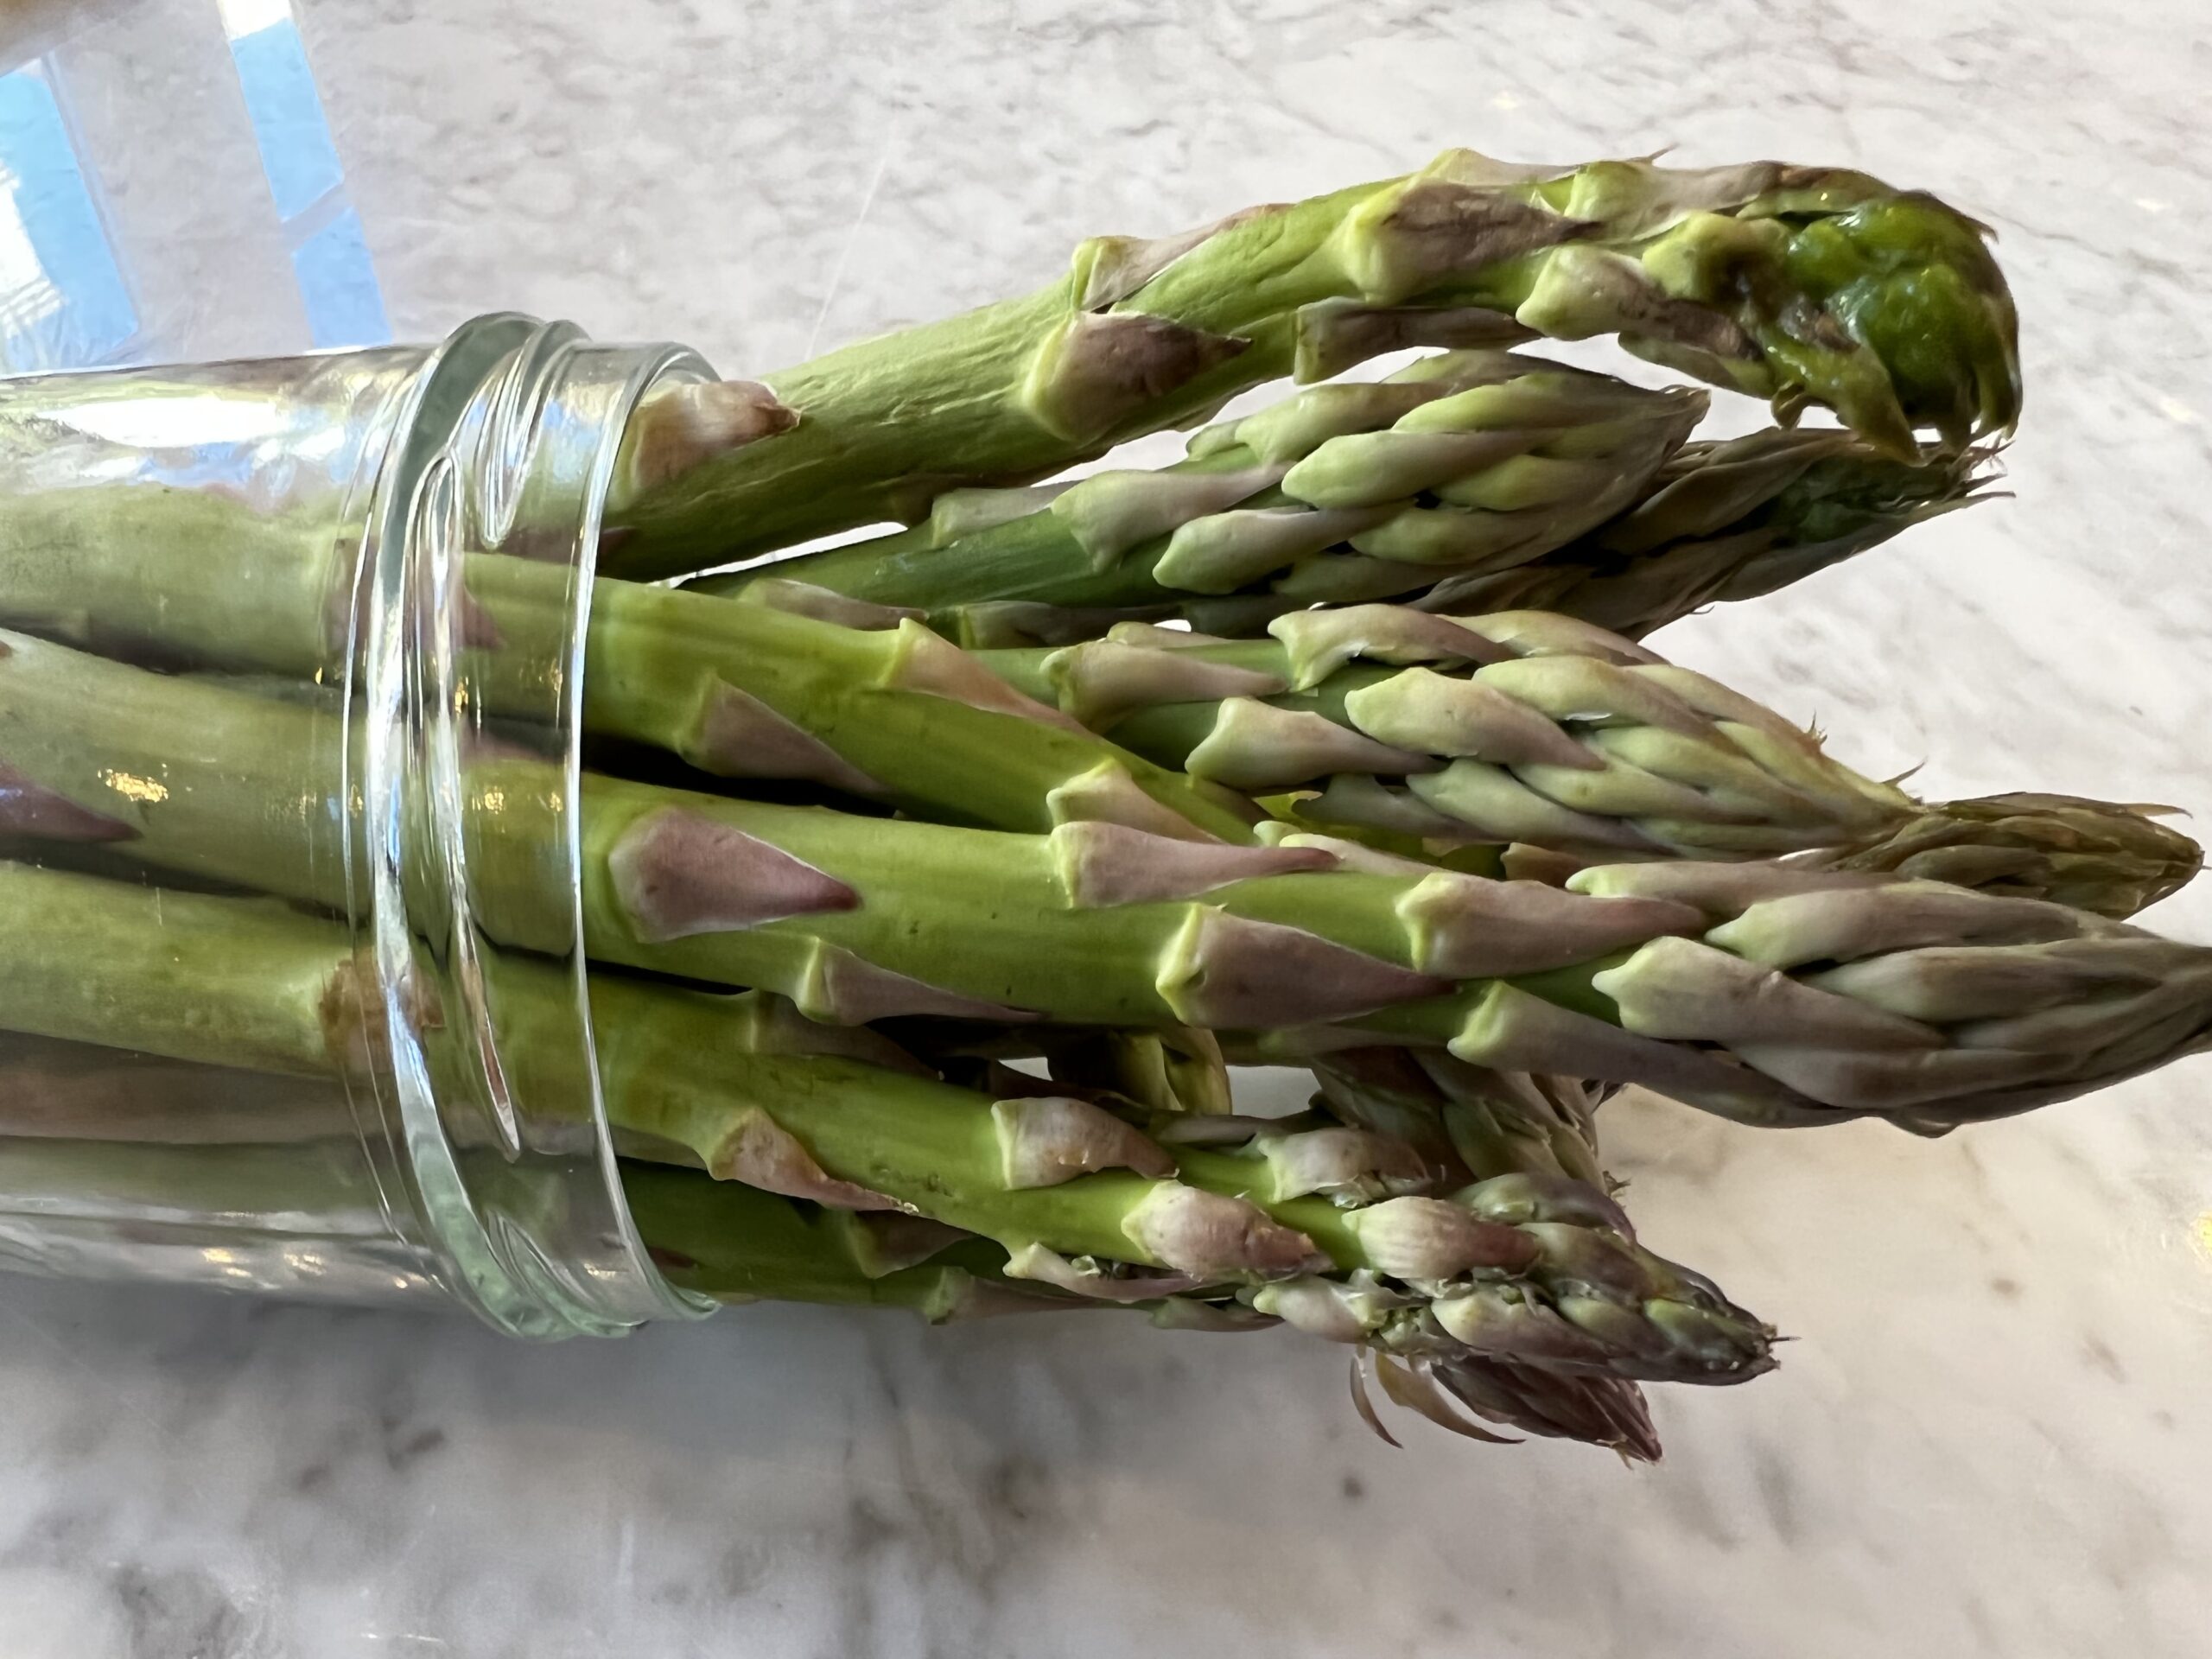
[353,315,718,1338]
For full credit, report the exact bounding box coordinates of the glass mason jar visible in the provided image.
[0,315,715,1338]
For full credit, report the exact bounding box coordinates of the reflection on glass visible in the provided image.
[291,204,385,350]
[219,0,344,219]
[0,5,392,368]
[219,0,390,348]
[0,61,137,371]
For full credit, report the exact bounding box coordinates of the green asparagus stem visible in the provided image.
[0,485,1251,842]
[0,859,1773,1388]
[0,1105,1038,1317]
[694,352,1706,623]
[489,558,1253,840]
[616,1162,1049,1317]
[0,1030,354,1143]
[7,626,2208,1134]
[605,380,799,520]
[1039,1026,1237,1116]
[608,149,2018,576]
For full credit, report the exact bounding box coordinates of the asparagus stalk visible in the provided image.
[1122,428,1986,645]
[0,858,1773,1389]
[1306,1045,1609,1192]
[0,1031,355,1143]
[0,995,1117,1320]
[969,605,2203,914]
[607,149,2019,576]
[691,372,1989,651]
[874,1008,1668,1452]
[7,626,2209,1134]
[493,559,1253,840]
[1791,792,2201,921]
[617,1162,1052,1318]
[976,602,1914,857]
[1304,1048,1663,1459]
[1038,1026,1237,1117]
[694,352,1706,623]
[10,961,1668,1365]
[0,461,1977,857]
[1478,793,2202,925]
[0,486,1251,842]
[1408,427,1994,637]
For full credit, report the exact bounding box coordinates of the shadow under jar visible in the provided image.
[0,315,718,1338]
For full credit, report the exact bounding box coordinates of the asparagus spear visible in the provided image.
[969,606,2204,912]
[690,371,1988,650]
[0,461,1973,857]
[1408,427,1994,637]
[617,1162,1053,1319]
[1028,427,1982,646]
[1304,1046,1666,1458]
[607,149,2019,576]
[0,858,1773,1389]
[1792,792,2202,921]
[1307,1045,1610,1192]
[0,1102,1071,1319]
[1478,793,2202,925]
[975,602,1913,856]
[6,626,2209,1133]
[0,1123,1050,1319]
[693,352,1707,623]
[875,1011,1670,1454]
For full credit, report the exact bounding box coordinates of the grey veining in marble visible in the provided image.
[3,1,2211,1655]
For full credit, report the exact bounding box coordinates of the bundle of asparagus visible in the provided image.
[4,145,2204,1463]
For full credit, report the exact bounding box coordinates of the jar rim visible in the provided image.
[353,313,717,1338]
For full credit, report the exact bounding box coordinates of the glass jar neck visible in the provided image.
[353,315,715,1337]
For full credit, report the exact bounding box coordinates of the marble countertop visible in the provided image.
[3,1,2211,1654]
